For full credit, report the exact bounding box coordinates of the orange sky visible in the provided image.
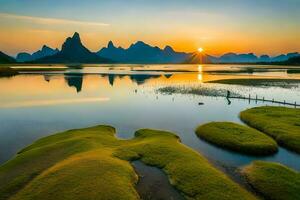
[0,1,300,56]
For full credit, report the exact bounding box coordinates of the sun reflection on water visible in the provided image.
[198,65,203,81]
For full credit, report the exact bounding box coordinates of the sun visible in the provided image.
[198,47,204,53]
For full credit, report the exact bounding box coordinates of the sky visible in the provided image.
[0,0,300,56]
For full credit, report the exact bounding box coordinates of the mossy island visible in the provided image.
[196,122,278,155]
[240,106,300,154]
[242,161,300,200]
[0,125,256,200]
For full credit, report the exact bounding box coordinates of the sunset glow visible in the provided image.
[0,0,299,56]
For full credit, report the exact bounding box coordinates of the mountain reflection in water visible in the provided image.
[44,73,172,93]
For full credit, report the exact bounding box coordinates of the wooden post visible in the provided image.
[226,90,230,98]
[284,100,286,105]
[272,99,274,103]
[263,97,265,102]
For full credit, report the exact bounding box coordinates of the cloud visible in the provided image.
[0,12,110,27]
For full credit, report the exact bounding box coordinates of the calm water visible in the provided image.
[132,161,184,200]
[1,64,300,171]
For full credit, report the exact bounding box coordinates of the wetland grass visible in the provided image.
[196,122,278,155]
[0,125,256,200]
[242,161,300,200]
[240,106,300,153]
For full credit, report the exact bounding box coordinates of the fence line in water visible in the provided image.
[226,92,299,108]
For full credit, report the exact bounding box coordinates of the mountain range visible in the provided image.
[0,32,299,64]
[16,45,59,62]
[208,52,300,63]
[97,41,187,63]
[33,32,111,64]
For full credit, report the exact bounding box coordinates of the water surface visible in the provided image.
[1,64,300,173]
[132,161,184,200]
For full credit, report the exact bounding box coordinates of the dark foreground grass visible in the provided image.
[0,67,66,77]
[0,67,19,77]
[14,67,67,72]
[207,78,300,88]
[240,106,300,154]
[0,125,256,200]
[242,161,300,200]
[287,69,300,74]
[196,122,278,155]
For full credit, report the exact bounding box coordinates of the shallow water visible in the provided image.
[0,64,300,171]
[132,161,184,200]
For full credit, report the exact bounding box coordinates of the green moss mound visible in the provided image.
[196,122,278,155]
[0,126,139,200]
[0,125,256,200]
[242,161,300,200]
[240,106,300,153]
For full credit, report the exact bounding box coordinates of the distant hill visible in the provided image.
[0,51,16,64]
[209,52,300,63]
[98,41,300,64]
[34,32,112,64]
[272,53,300,62]
[215,53,258,63]
[97,41,189,63]
[16,45,59,62]
[280,56,300,65]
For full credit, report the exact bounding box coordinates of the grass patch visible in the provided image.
[13,67,67,72]
[242,161,300,200]
[157,85,242,97]
[287,69,300,74]
[0,125,256,200]
[0,67,66,77]
[207,78,300,88]
[0,67,19,77]
[240,106,300,154]
[196,122,278,155]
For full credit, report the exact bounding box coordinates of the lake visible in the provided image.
[1,64,300,174]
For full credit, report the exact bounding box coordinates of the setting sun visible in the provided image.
[198,47,204,53]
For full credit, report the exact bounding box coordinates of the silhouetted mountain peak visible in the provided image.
[130,41,150,49]
[62,32,85,52]
[16,45,59,62]
[164,45,174,53]
[223,52,237,56]
[72,32,80,41]
[98,40,189,63]
[135,41,146,45]
[107,41,115,48]
[41,45,54,52]
[34,32,112,63]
